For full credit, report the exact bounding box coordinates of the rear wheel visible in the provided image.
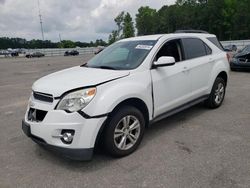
[205,77,226,108]
[103,106,145,157]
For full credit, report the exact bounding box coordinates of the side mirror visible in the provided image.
[153,56,175,68]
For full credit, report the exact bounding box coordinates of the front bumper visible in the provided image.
[22,92,107,160]
[24,109,106,148]
[230,61,250,70]
[22,120,94,160]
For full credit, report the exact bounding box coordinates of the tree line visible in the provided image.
[109,0,250,43]
[0,37,107,50]
[1,0,249,49]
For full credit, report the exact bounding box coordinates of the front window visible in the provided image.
[155,39,183,62]
[85,40,157,70]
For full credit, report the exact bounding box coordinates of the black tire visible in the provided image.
[205,77,226,109]
[231,67,237,71]
[103,106,145,157]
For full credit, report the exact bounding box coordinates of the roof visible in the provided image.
[120,33,216,42]
[120,34,164,41]
[174,30,208,34]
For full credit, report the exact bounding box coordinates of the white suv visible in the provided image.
[22,32,229,160]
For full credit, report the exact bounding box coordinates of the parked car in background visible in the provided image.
[26,52,45,58]
[230,45,250,71]
[224,44,237,62]
[5,49,19,57]
[0,50,10,57]
[224,44,237,52]
[10,51,19,57]
[64,50,79,56]
[94,46,105,54]
[16,48,27,54]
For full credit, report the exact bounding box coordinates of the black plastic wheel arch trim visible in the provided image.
[77,110,110,119]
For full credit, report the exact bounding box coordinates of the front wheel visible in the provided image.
[103,106,145,157]
[230,67,237,71]
[205,77,226,109]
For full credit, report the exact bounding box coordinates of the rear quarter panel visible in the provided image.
[207,52,230,93]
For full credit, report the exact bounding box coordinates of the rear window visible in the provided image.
[207,37,224,50]
[182,38,207,59]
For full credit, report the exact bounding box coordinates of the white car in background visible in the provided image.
[94,46,105,54]
[22,31,229,160]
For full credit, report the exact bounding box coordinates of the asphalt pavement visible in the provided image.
[0,56,250,188]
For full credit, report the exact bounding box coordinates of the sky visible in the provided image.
[0,0,176,42]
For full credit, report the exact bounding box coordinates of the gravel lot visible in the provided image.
[0,56,250,188]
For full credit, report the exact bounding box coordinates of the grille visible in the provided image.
[28,108,47,122]
[239,58,250,63]
[33,91,53,103]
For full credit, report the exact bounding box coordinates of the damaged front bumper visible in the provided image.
[22,120,94,160]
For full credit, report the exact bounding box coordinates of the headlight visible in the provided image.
[56,87,96,112]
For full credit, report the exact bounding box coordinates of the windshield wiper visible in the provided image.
[95,66,117,70]
[80,63,88,67]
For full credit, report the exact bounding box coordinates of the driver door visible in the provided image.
[151,39,192,117]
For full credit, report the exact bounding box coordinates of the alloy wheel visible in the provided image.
[214,82,225,105]
[114,115,141,150]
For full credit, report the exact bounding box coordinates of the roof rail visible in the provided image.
[174,30,209,34]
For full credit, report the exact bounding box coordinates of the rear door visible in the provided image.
[181,38,213,99]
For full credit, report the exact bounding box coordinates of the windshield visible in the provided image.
[86,40,157,70]
[241,45,250,53]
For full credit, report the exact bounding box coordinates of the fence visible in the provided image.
[0,47,96,58]
[26,47,96,57]
[221,40,250,50]
[1,39,250,58]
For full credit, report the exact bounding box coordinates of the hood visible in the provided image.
[235,50,250,58]
[32,66,130,97]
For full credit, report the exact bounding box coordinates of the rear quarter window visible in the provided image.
[207,37,224,51]
[204,43,212,55]
[182,38,207,59]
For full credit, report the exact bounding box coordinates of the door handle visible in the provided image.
[182,66,188,72]
[209,58,215,62]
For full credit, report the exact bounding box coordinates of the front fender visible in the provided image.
[83,71,153,120]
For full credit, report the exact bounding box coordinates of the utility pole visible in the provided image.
[59,34,62,43]
[38,0,44,41]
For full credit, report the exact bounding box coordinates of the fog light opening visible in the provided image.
[61,130,75,144]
